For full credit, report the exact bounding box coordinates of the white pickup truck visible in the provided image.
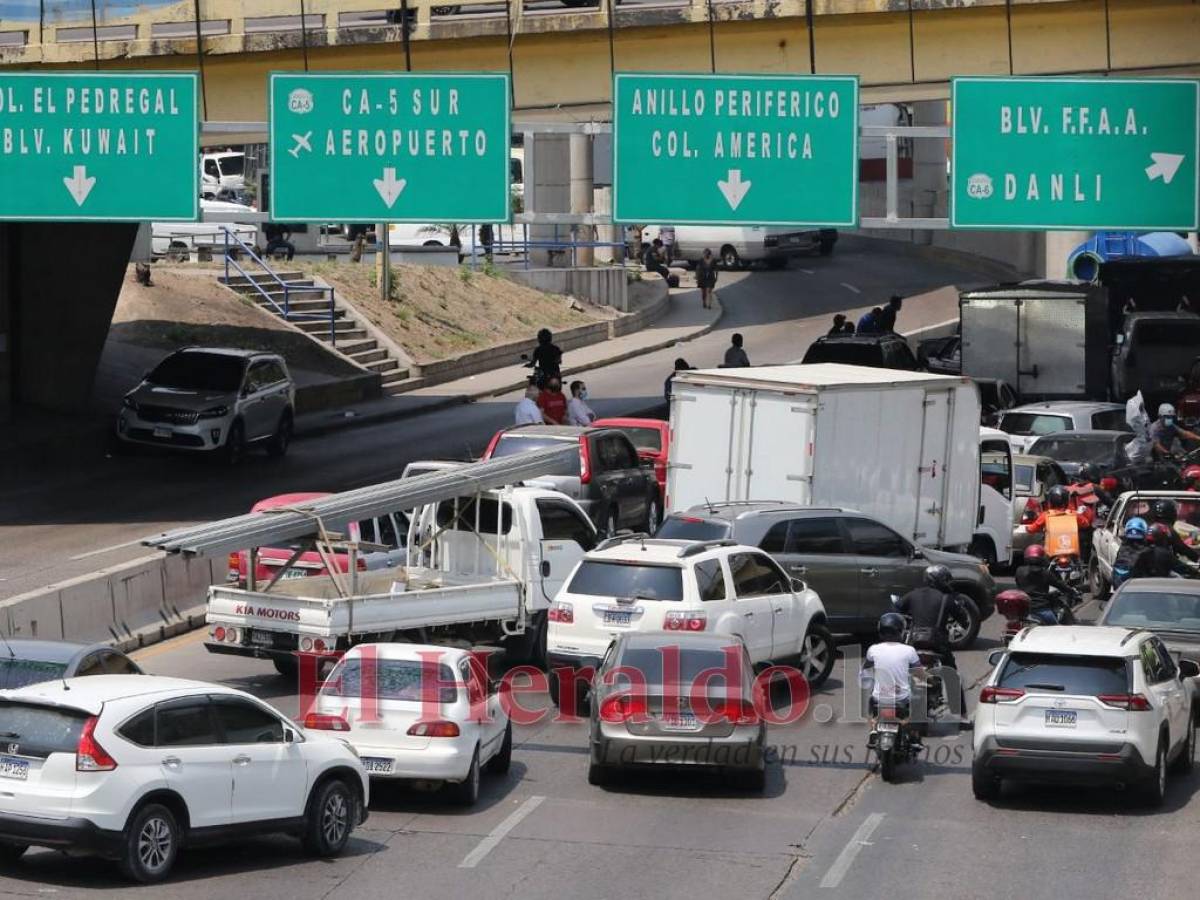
[1090,490,1200,601]
[205,486,598,675]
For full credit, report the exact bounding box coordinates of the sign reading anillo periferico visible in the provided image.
[269,72,511,223]
[0,72,198,221]
[612,73,859,227]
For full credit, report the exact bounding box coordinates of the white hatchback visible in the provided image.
[305,644,512,806]
[546,538,834,707]
[972,626,1197,805]
[0,676,367,883]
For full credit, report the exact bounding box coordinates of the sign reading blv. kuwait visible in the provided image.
[0,72,198,221]
[612,73,859,226]
[951,77,1199,230]
[269,72,510,223]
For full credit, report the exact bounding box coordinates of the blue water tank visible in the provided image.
[1068,231,1195,282]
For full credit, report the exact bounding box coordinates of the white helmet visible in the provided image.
[1159,403,1177,417]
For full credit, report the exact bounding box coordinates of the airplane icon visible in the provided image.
[288,131,313,158]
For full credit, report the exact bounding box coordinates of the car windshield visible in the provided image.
[491,436,581,474]
[999,413,1071,436]
[802,342,884,366]
[655,516,731,541]
[320,658,460,703]
[568,561,684,602]
[1133,320,1200,347]
[216,154,245,176]
[614,427,663,453]
[1104,591,1200,631]
[1091,410,1131,432]
[998,653,1128,695]
[146,353,245,392]
[0,658,69,690]
[1028,437,1115,463]
[616,646,746,688]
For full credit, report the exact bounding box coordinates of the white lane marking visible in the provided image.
[798,268,815,275]
[69,538,146,561]
[901,316,959,339]
[457,795,545,869]
[819,812,886,889]
[839,282,861,294]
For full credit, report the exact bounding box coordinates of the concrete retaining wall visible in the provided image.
[0,553,216,651]
[511,267,629,311]
[295,371,381,414]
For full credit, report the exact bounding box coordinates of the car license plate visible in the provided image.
[361,757,393,774]
[0,756,29,781]
[152,426,171,439]
[877,722,900,733]
[660,713,700,731]
[281,569,310,580]
[1045,710,1077,728]
[250,630,276,648]
[603,610,633,626]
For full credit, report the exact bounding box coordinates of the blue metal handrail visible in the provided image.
[221,227,339,346]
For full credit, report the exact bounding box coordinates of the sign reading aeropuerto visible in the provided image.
[0,72,199,222]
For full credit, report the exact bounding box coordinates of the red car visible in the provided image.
[592,417,670,506]
[230,492,406,586]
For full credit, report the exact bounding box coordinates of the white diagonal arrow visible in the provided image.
[373,167,407,208]
[717,169,751,211]
[1145,152,1185,185]
[63,165,96,207]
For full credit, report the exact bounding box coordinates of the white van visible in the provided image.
[639,224,837,269]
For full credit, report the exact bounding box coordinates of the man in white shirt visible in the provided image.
[514,385,545,425]
[863,612,923,739]
[566,380,596,427]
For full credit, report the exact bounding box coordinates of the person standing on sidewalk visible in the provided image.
[538,376,569,426]
[566,381,596,426]
[515,384,546,425]
[696,249,718,309]
[723,334,750,368]
[876,295,903,333]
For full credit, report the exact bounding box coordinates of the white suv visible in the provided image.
[0,676,368,883]
[972,626,1197,805]
[546,538,834,706]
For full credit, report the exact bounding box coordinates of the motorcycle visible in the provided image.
[997,588,1077,644]
[868,703,919,783]
[1050,553,1086,598]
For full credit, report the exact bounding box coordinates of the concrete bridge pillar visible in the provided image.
[528,134,570,267]
[912,100,948,247]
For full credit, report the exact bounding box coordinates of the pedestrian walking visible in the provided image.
[515,384,545,425]
[665,358,692,402]
[538,376,569,425]
[723,334,750,368]
[876,295,903,333]
[696,249,719,309]
[566,380,596,426]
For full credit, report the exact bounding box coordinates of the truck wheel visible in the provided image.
[1089,558,1111,603]
[273,655,299,679]
[720,245,740,269]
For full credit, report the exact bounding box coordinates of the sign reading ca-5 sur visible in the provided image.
[612,73,859,227]
[269,72,511,223]
[0,72,198,221]
[952,77,1199,231]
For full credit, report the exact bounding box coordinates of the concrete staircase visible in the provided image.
[221,270,419,395]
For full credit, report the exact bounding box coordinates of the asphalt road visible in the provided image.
[0,600,1194,899]
[0,236,989,600]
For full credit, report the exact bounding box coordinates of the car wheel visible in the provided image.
[1089,557,1111,603]
[119,803,179,884]
[223,420,246,465]
[720,245,740,269]
[946,595,982,651]
[1170,712,1195,775]
[1141,736,1168,807]
[548,672,561,707]
[643,496,660,533]
[797,623,836,688]
[0,842,27,864]
[818,239,835,257]
[302,778,354,857]
[273,655,299,679]
[971,760,1000,801]
[266,411,293,459]
[487,722,513,775]
[587,758,609,786]
[450,748,481,806]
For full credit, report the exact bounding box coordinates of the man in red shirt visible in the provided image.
[537,376,568,425]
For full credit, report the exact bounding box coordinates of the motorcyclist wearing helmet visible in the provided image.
[527,328,563,384]
[1133,523,1197,578]
[1112,517,1149,589]
[893,565,970,717]
[862,612,924,747]
[1072,463,1116,513]
[1025,485,1094,535]
[1014,544,1078,607]
[1183,465,1200,492]
[1149,498,1199,563]
[1150,403,1200,460]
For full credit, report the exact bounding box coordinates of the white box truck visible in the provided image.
[667,364,1012,565]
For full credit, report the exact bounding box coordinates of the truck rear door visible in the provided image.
[1022,297,1086,396]
[914,389,953,546]
[667,384,740,511]
[741,392,815,506]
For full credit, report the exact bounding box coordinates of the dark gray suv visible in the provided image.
[656,502,996,649]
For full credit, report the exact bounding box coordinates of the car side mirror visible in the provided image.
[284,728,297,743]
[988,650,1006,667]
[791,577,807,593]
[1179,659,1199,679]
[1115,334,1125,346]
[910,546,924,560]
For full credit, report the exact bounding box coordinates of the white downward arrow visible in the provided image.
[717,169,752,211]
[372,167,407,208]
[1145,152,1185,185]
[63,165,96,207]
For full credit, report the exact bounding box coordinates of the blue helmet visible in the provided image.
[1123,517,1149,541]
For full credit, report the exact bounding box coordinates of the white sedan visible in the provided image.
[304,643,511,805]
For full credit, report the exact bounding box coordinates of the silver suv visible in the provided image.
[116,348,295,463]
[656,502,997,649]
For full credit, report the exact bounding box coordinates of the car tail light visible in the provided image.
[979,686,1025,704]
[599,694,648,723]
[407,720,461,738]
[76,716,117,772]
[718,700,760,726]
[301,638,313,652]
[879,706,900,720]
[1098,693,1152,711]
[579,439,592,485]
[212,626,227,642]
[1055,555,1072,567]
[548,601,574,624]
[1020,498,1041,524]
[664,611,706,632]
[303,713,350,732]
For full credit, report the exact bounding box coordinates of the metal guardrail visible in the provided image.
[221,227,339,346]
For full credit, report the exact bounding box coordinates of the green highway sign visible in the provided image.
[951,77,1199,230]
[269,72,511,223]
[0,72,198,221]
[612,72,859,227]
